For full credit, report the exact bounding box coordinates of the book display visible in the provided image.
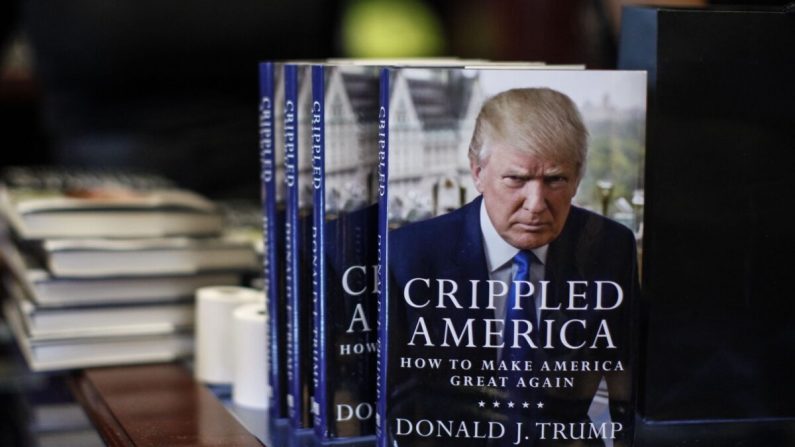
[1,3,788,440]
[0,168,256,371]
[259,61,648,446]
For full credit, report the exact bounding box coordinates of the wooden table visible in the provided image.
[70,363,266,447]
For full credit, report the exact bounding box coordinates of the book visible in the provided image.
[377,67,646,446]
[23,268,240,308]
[214,198,267,256]
[4,273,193,340]
[14,298,193,340]
[25,236,258,278]
[259,60,290,420]
[284,62,315,429]
[311,63,381,442]
[0,166,174,190]
[0,231,242,307]
[3,299,193,371]
[0,169,223,239]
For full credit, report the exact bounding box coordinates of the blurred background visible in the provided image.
[5,0,782,200]
[0,1,793,446]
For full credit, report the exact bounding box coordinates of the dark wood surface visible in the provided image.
[71,363,265,447]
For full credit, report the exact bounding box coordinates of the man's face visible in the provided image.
[471,142,579,250]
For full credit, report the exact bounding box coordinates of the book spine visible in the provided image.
[283,63,302,428]
[311,64,327,437]
[312,65,380,443]
[375,68,391,447]
[258,61,286,420]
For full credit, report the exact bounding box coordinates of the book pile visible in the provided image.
[0,167,259,371]
[259,61,646,447]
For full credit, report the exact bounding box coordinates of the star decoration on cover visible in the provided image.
[475,399,545,410]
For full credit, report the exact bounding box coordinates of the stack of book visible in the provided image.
[0,167,259,371]
[259,60,646,447]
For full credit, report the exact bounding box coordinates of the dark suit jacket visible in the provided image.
[385,196,639,446]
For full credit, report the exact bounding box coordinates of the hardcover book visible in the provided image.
[259,61,289,420]
[0,171,223,240]
[377,67,646,447]
[2,298,193,372]
[23,267,239,308]
[311,63,381,442]
[0,233,240,307]
[284,62,316,429]
[28,236,257,278]
[4,274,193,340]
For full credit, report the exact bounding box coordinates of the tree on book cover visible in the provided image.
[284,63,315,429]
[259,61,289,419]
[377,68,646,447]
[312,64,381,441]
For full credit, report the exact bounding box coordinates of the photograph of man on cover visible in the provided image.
[386,80,643,446]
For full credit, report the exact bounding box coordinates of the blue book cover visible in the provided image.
[377,67,646,447]
[259,61,289,420]
[285,63,316,430]
[312,63,381,443]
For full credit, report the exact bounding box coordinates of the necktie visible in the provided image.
[505,249,539,354]
[503,250,541,445]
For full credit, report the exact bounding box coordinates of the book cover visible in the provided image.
[0,170,223,240]
[284,62,315,429]
[259,61,290,420]
[312,63,381,442]
[377,67,646,447]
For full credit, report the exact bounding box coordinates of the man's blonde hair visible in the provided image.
[468,88,588,178]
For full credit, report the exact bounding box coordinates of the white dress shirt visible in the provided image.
[479,199,548,325]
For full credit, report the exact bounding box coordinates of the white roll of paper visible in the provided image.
[232,302,269,409]
[194,286,262,384]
